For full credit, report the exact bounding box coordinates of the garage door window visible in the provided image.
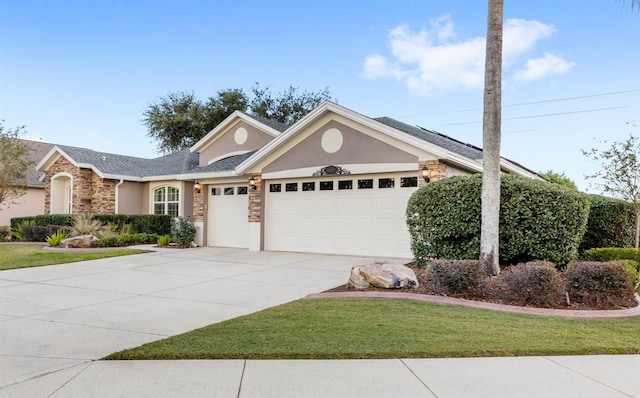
[379,178,395,189]
[401,177,418,187]
[224,187,235,195]
[320,181,334,191]
[286,183,298,192]
[338,180,353,190]
[237,187,248,195]
[270,183,282,193]
[303,182,315,191]
[358,179,373,189]
[212,187,221,195]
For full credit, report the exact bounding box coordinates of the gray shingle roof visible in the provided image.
[374,117,483,161]
[56,145,199,177]
[192,150,257,173]
[20,139,55,187]
[244,113,290,133]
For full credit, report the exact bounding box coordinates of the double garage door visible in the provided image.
[207,174,418,258]
[265,173,418,258]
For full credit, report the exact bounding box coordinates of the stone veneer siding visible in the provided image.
[44,156,117,214]
[248,175,262,222]
[192,186,205,222]
[419,160,447,188]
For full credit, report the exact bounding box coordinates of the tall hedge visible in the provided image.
[406,174,590,267]
[579,194,635,252]
[10,214,172,235]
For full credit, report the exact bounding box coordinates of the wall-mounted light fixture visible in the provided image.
[194,181,202,194]
[421,166,430,183]
[249,176,257,190]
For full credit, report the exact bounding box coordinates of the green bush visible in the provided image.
[12,214,172,236]
[11,219,36,240]
[22,225,68,242]
[566,261,637,308]
[406,174,590,267]
[157,234,171,246]
[98,233,159,247]
[171,217,198,246]
[0,225,9,241]
[582,247,640,263]
[46,230,69,246]
[428,259,486,296]
[500,261,566,308]
[579,195,635,252]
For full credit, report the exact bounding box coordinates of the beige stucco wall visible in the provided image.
[198,121,275,167]
[117,181,144,214]
[446,164,475,178]
[0,188,45,226]
[263,120,417,173]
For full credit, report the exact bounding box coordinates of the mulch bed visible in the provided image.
[324,262,639,311]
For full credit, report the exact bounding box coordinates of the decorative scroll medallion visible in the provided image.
[312,165,351,176]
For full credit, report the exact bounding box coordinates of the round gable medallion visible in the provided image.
[321,128,343,154]
[234,127,248,145]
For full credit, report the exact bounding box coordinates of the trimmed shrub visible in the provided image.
[566,261,637,308]
[583,247,640,263]
[500,261,566,307]
[92,214,171,235]
[22,225,68,242]
[406,174,590,267]
[12,214,172,236]
[428,259,486,296]
[98,233,159,247]
[579,195,635,252]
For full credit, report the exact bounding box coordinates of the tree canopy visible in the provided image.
[583,134,640,248]
[0,121,32,211]
[143,84,332,154]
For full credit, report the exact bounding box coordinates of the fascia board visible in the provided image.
[174,170,237,181]
[190,111,281,153]
[500,159,542,179]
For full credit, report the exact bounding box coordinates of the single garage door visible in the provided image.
[265,173,418,258]
[207,184,249,248]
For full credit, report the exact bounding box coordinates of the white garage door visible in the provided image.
[207,184,249,248]
[265,174,418,258]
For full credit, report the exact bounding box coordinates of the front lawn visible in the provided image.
[0,243,150,271]
[106,298,640,360]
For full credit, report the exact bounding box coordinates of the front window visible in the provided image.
[153,186,179,217]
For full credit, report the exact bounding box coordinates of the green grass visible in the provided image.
[0,243,150,271]
[107,298,640,360]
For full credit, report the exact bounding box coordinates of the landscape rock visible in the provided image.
[348,264,419,289]
[60,234,99,249]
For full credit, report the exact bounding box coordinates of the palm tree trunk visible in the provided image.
[480,0,504,276]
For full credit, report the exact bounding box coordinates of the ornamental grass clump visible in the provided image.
[500,261,566,308]
[428,259,486,297]
[566,261,637,308]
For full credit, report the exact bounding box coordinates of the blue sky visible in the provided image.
[1,0,638,192]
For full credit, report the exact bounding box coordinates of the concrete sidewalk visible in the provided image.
[1,355,638,397]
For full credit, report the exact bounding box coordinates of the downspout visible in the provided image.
[115,179,124,214]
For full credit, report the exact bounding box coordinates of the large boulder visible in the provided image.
[60,234,99,249]
[348,264,419,289]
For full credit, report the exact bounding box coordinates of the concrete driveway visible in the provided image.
[0,246,390,391]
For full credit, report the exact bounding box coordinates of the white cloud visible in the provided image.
[514,53,575,81]
[362,15,573,95]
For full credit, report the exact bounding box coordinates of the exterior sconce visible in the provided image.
[421,166,430,183]
[194,181,202,194]
[249,176,257,190]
